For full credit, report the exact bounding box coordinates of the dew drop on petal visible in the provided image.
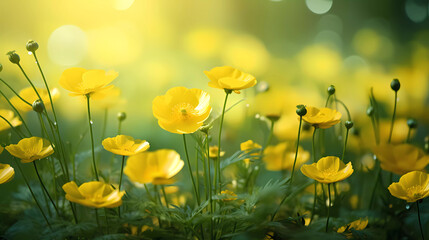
[406,204,410,210]
[28,52,32,55]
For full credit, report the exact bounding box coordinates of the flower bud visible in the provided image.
[345,120,354,129]
[199,124,213,134]
[407,118,417,129]
[366,106,374,116]
[117,112,126,121]
[390,78,400,92]
[26,40,39,53]
[32,99,45,113]
[296,105,307,117]
[327,85,336,95]
[7,51,20,65]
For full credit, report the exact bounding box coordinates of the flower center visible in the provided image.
[172,103,195,120]
[407,185,424,199]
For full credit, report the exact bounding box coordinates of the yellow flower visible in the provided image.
[152,86,211,134]
[337,218,368,233]
[263,142,310,171]
[220,190,238,201]
[0,109,22,132]
[300,156,353,184]
[240,140,262,166]
[124,149,184,185]
[0,163,14,184]
[204,66,257,92]
[5,137,54,163]
[62,181,125,208]
[302,106,342,129]
[374,144,429,175]
[388,171,429,202]
[10,87,60,113]
[59,67,118,98]
[102,135,150,156]
[209,146,225,158]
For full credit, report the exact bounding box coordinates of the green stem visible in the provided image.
[38,113,67,182]
[205,133,214,240]
[326,184,331,232]
[195,144,200,202]
[325,94,332,107]
[266,119,275,147]
[368,165,381,208]
[95,208,100,229]
[182,134,200,205]
[161,185,169,208]
[118,119,123,135]
[33,53,69,167]
[144,184,155,202]
[118,155,126,217]
[86,94,99,181]
[334,99,352,121]
[0,115,25,138]
[33,161,60,216]
[271,117,302,221]
[118,155,125,190]
[310,127,318,224]
[290,116,303,184]
[406,127,412,143]
[417,201,425,240]
[0,78,32,105]
[13,158,51,229]
[217,90,231,193]
[0,86,32,135]
[312,127,318,163]
[388,91,398,143]
[101,108,108,141]
[341,128,350,161]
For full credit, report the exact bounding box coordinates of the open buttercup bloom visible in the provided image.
[300,156,353,184]
[5,137,54,163]
[59,67,118,99]
[302,106,341,129]
[10,87,60,113]
[263,142,310,171]
[337,218,368,234]
[0,163,14,184]
[204,66,257,93]
[388,171,429,202]
[240,140,262,166]
[124,149,184,185]
[373,143,429,175]
[0,109,22,132]
[62,181,125,208]
[209,146,225,158]
[102,135,150,156]
[152,86,211,134]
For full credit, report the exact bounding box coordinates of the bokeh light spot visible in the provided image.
[305,0,333,14]
[405,0,427,23]
[48,25,87,66]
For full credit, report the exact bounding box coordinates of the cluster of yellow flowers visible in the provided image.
[1,44,429,239]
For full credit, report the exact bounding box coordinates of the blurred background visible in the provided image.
[0,0,428,187]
